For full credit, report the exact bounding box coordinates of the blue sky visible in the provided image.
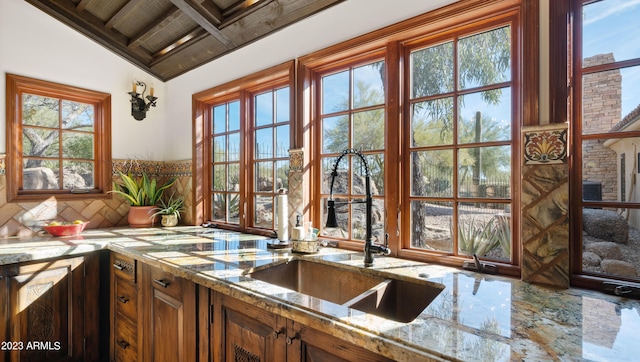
[583,0,640,117]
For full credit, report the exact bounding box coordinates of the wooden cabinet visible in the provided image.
[0,254,104,362]
[110,253,141,362]
[211,291,392,362]
[141,263,197,362]
[213,293,286,361]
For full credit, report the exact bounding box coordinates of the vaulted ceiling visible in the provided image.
[25,0,344,81]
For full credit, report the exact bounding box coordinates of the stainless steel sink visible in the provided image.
[247,259,386,305]
[246,259,444,323]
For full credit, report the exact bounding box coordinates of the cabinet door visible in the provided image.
[288,320,394,362]
[142,264,196,362]
[213,293,286,362]
[1,255,99,362]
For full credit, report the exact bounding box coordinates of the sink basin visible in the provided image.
[247,259,445,322]
[247,259,386,305]
[347,278,444,323]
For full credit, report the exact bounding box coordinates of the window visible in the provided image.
[307,8,520,270]
[194,62,294,234]
[572,0,640,286]
[319,59,387,243]
[6,74,111,201]
[406,25,514,263]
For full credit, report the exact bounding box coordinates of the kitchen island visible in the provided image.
[1,226,639,361]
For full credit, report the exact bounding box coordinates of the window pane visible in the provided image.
[582,65,640,135]
[255,161,274,192]
[350,197,385,241]
[321,157,338,194]
[276,87,290,123]
[228,193,240,223]
[62,160,94,189]
[410,200,453,252]
[228,101,240,131]
[458,26,511,90]
[582,139,617,203]
[62,100,94,131]
[213,136,226,162]
[458,146,511,199]
[254,195,273,228]
[411,41,454,98]
[583,1,640,64]
[228,133,240,161]
[275,125,289,158]
[62,132,94,159]
[411,150,454,197]
[411,97,454,147]
[22,94,58,127]
[23,128,59,157]
[212,193,226,222]
[353,61,385,108]
[276,160,289,190]
[353,109,384,151]
[322,115,349,153]
[213,104,226,133]
[255,92,273,127]
[458,203,511,262]
[458,88,511,143]
[322,70,349,114]
[362,153,384,195]
[213,165,226,191]
[23,159,59,190]
[255,128,273,159]
[228,163,239,191]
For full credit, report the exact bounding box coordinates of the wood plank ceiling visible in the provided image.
[25,0,344,81]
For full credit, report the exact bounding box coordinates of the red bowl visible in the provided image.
[43,222,89,237]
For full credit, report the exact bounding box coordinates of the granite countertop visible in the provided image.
[2,226,639,361]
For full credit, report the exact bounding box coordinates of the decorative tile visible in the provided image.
[523,126,567,165]
[0,154,4,175]
[289,149,304,172]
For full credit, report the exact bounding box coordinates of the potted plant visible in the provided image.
[111,172,177,227]
[152,193,185,227]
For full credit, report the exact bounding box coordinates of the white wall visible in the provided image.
[0,0,165,159]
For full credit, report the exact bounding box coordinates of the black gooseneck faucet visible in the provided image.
[325,148,391,267]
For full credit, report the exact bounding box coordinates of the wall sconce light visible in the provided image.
[128,81,157,121]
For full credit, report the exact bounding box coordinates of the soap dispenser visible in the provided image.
[291,215,305,241]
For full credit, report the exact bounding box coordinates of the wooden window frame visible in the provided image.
[567,0,640,289]
[192,61,295,235]
[300,0,528,276]
[5,73,112,202]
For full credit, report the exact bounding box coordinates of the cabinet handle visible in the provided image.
[113,263,125,270]
[117,296,129,303]
[117,340,130,349]
[153,279,170,288]
[286,334,298,345]
[273,328,284,339]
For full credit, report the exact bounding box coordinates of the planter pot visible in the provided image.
[161,214,179,227]
[128,206,158,228]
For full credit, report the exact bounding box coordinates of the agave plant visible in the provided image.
[111,172,177,206]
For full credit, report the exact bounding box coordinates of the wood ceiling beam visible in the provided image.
[219,0,272,28]
[149,28,209,66]
[169,0,236,48]
[105,0,145,30]
[128,6,183,49]
[75,0,96,12]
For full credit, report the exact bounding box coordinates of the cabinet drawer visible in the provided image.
[114,319,138,362]
[149,267,183,299]
[112,254,137,282]
[114,275,138,322]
